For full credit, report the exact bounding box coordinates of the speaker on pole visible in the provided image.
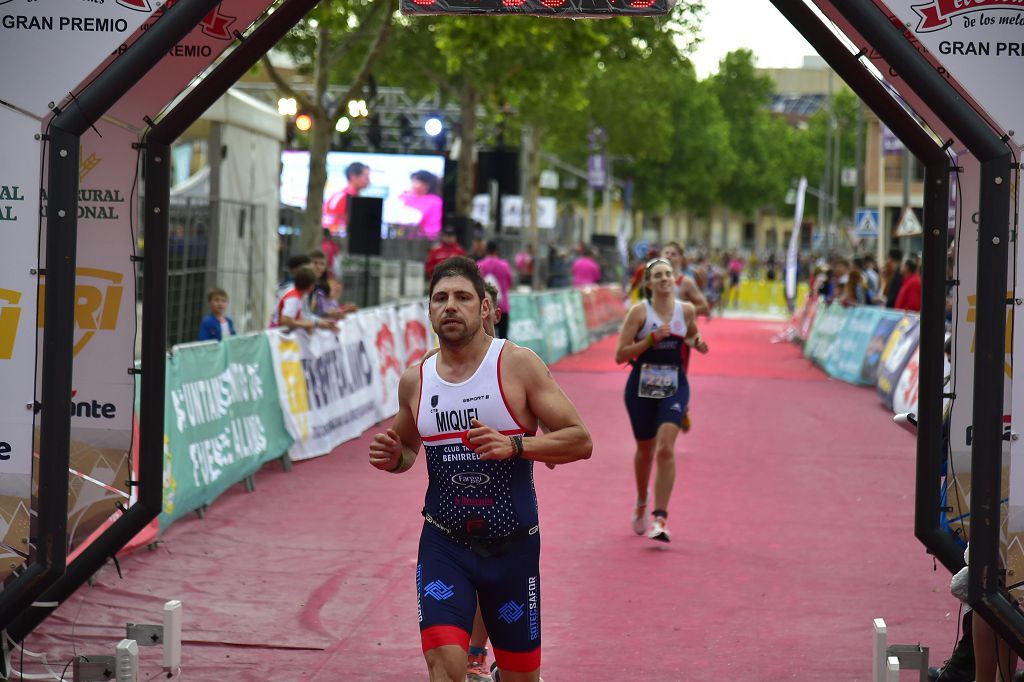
[347,196,383,256]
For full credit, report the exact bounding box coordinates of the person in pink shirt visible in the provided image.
[399,170,443,240]
[571,247,602,288]
[476,240,513,339]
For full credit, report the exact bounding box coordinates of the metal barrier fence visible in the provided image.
[157,198,271,347]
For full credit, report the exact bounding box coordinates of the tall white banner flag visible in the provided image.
[785,177,808,308]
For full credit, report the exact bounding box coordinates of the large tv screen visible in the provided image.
[280,150,446,239]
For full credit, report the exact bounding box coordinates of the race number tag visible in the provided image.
[638,364,678,399]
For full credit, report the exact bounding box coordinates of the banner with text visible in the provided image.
[0,105,44,585]
[161,334,293,526]
[824,307,906,385]
[876,318,921,411]
[0,0,157,117]
[269,326,382,462]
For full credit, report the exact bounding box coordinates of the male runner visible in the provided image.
[370,256,592,682]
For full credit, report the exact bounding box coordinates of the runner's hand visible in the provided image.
[467,418,515,461]
[695,339,709,354]
[369,429,402,471]
[653,324,672,342]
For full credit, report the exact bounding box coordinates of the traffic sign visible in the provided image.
[895,207,923,237]
[854,208,880,238]
[633,240,650,260]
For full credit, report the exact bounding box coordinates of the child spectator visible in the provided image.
[271,266,334,332]
[198,288,236,341]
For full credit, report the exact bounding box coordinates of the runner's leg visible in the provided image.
[652,422,681,512]
[418,526,477,681]
[634,439,656,502]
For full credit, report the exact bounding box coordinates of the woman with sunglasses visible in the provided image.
[614,258,709,542]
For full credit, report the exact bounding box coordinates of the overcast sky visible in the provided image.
[689,0,819,79]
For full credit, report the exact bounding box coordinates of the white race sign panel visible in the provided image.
[0,0,157,117]
[0,106,41,496]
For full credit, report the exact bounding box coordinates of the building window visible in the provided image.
[743,222,756,249]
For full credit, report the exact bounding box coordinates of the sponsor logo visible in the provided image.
[430,394,439,408]
[528,576,539,639]
[0,288,23,360]
[404,320,428,367]
[117,0,153,11]
[965,414,1013,445]
[462,394,489,403]
[669,403,682,413]
[913,0,1024,32]
[0,441,11,460]
[451,471,490,488]
[0,184,25,222]
[70,389,117,419]
[465,517,486,535]
[37,268,125,358]
[152,0,236,40]
[423,580,454,601]
[375,324,401,402]
[498,601,525,624]
[966,293,1013,378]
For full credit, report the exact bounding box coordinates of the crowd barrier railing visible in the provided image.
[106,286,625,545]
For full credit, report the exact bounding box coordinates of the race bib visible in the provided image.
[638,364,678,399]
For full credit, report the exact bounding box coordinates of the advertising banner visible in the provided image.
[161,335,293,526]
[35,122,140,555]
[396,301,430,369]
[360,306,404,420]
[877,318,921,410]
[562,290,590,353]
[0,0,156,117]
[797,296,820,342]
[269,326,381,461]
[859,312,908,386]
[104,1,268,128]
[0,105,43,584]
[823,307,890,385]
[508,294,549,362]
[804,303,846,366]
[538,293,570,364]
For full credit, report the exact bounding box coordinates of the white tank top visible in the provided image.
[416,338,537,538]
[635,300,687,342]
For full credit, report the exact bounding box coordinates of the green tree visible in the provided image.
[264,0,396,251]
[381,6,704,223]
[708,49,795,218]
[623,58,736,216]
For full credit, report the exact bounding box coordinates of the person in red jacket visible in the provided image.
[425,225,466,278]
[894,258,922,312]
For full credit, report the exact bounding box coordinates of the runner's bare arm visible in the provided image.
[369,365,423,473]
[681,278,710,317]
[519,350,592,464]
[683,302,709,354]
[614,304,650,364]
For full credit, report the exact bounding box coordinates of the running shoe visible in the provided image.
[648,516,671,543]
[467,652,492,682]
[632,497,648,535]
[681,411,692,433]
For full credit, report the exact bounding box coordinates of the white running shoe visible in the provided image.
[631,497,648,535]
[648,516,671,543]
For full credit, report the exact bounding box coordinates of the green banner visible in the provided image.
[161,334,293,527]
[508,293,550,361]
[803,303,847,366]
[538,292,570,363]
[562,290,590,353]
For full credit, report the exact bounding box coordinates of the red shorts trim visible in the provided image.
[492,646,541,673]
[420,625,470,653]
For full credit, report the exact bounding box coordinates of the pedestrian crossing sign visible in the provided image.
[854,208,880,238]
